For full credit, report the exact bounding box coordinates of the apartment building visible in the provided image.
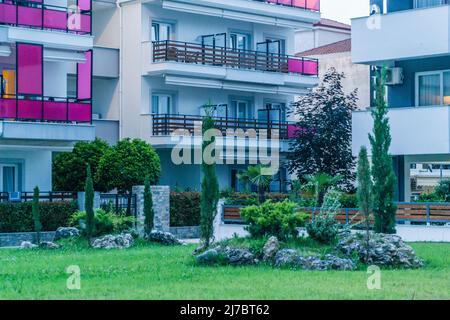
[351,0,450,201]
[102,0,321,192]
[0,0,98,193]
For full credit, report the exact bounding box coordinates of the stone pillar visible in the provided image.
[132,185,170,236]
[77,192,101,211]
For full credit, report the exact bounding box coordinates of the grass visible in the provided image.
[0,239,448,300]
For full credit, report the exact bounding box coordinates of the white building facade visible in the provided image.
[351,0,450,201]
[108,0,321,192]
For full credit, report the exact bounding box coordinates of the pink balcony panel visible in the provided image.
[18,6,43,28]
[17,100,42,120]
[17,43,43,95]
[303,59,318,75]
[78,0,92,11]
[79,13,91,34]
[43,101,67,121]
[288,58,304,74]
[0,3,17,24]
[287,124,299,139]
[306,0,320,11]
[0,98,17,118]
[77,50,92,100]
[68,103,91,122]
[44,9,67,30]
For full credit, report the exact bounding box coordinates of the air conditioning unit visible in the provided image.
[386,67,404,85]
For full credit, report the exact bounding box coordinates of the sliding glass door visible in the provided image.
[0,164,18,193]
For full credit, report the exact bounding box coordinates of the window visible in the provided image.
[230,100,252,120]
[416,70,450,107]
[152,93,174,115]
[152,22,173,42]
[414,0,447,9]
[230,33,249,51]
[0,164,18,193]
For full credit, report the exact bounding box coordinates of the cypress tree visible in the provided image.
[32,186,42,244]
[85,164,95,242]
[357,146,372,261]
[369,68,397,234]
[144,175,154,234]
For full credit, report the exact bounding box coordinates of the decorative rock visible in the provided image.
[39,241,60,249]
[54,227,80,241]
[336,233,424,268]
[274,249,356,270]
[20,241,37,249]
[147,230,181,246]
[196,246,256,266]
[92,233,134,249]
[262,236,280,262]
[274,249,301,268]
[196,249,220,265]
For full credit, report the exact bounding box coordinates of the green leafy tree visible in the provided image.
[144,176,154,234]
[237,165,272,204]
[434,179,450,202]
[303,172,342,207]
[369,68,397,234]
[357,146,372,261]
[32,186,42,244]
[289,68,357,190]
[85,164,95,242]
[96,138,161,215]
[200,105,220,247]
[53,138,110,192]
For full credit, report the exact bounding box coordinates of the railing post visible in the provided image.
[426,203,431,226]
[345,208,349,225]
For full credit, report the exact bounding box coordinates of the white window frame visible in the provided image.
[151,21,175,42]
[415,69,450,107]
[0,164,19,193]
[151,92,176,115]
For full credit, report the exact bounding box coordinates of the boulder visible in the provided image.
[336,233,424,268]
[39,241,60,249]
[20,241,37,249]
[147,231,181,246]
[274,249,302,268]
[196,249,221,265]
[262,236,280,262]
[196,246,256,266]
[54,227,80,241]
[274,249,356,271]
[92,233,134,249]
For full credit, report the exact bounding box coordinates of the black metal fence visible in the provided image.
[0,191,77,203]
[99,193,137,217]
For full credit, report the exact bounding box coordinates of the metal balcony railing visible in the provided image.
[152,40,319,76]
[253,0,320,12]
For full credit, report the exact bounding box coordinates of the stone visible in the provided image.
[39,241,60,249]
[92,233,134,249]
[147,230,182,245]
[196,249,221,265]
[54,227,80,241]
[262,236,280,262]
[274,249,356,271]
[336,232,424,268]
[20,241,37,249]
[196,246,256,266]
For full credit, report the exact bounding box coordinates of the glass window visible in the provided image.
[444,72,450,106]
[414,0,447,9]
[152,22,172,42]
[418,73,441,106]
[151,94,173,115]
[0,165,18,193]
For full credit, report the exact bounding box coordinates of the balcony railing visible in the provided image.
[153,40,319,76]
[152,114,300,140]
[255,0,320,11]
[0,95,92,123]
[0,0,92,35]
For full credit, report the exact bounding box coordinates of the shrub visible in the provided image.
[0,201,77,233]
[415,192,443,203]
[144,176,154,233]
[69,209,135,237]
[32,186,42,243]
[306,188,341,244]
[434,179,450,202]
[241,200,309,240]
[170,192,200,227]
[224,192,289,206]
[340,193,358,208]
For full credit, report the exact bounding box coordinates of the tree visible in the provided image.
[53,138,110,192]
[32,186,42,244]
[369,67,397,234]
[144,176,154,234]
[357,146,372,261]
[85,164,95,242]
[96,138,161,215]
[303,172,342,207]
[237,165,272,203]
[288,68,357,190]
[200,106,220,247]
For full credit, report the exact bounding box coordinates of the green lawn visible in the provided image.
[0,241,448,300]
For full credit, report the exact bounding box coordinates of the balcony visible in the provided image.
[152,114,298,140]
[0,1,92,35]
[352,5,450,64]
[0,96,92,123]
[160,0,320,28]
[352,106,450,156]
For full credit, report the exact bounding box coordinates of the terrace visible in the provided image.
[0,0,92,35]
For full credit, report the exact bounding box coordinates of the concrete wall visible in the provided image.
[296,28,351,53]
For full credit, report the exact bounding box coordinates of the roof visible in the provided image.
[314,18,351,31]
[296,39,351,57]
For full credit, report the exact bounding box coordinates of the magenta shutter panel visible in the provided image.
[77,50,92,100]
[78,0,92,11]
[17,43,43,95]
[0,3,17,24]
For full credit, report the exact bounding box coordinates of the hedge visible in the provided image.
[224,192,289,206]
[170,192,200,227]
[0,201,78,233]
